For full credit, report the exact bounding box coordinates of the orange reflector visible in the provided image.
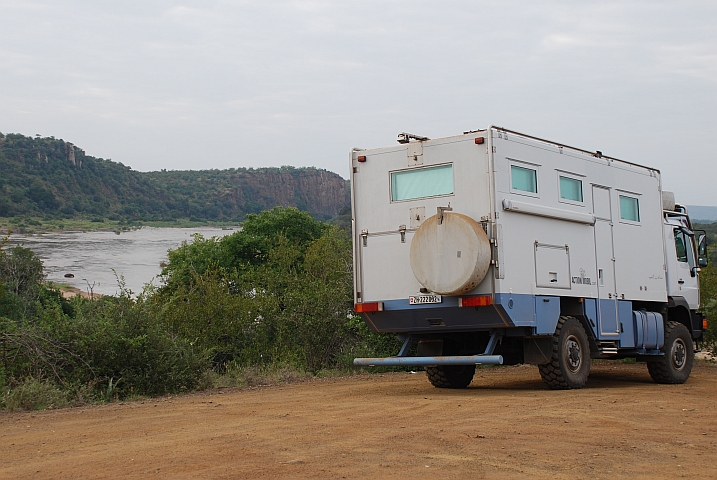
[704,319,708,330]
[459,295,492,307]
[354,302,383,313]
[474,137,485,145]
[357,155,367,162]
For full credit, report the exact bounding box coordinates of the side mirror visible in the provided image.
[697,231,708,255]
[696,230,708,267]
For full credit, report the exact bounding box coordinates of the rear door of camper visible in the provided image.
[351,134,494,304]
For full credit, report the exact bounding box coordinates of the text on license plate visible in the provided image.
[409,295,442,305]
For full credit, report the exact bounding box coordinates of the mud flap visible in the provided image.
[523,337,553,365]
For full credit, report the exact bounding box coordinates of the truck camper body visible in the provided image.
[350,128,707,389]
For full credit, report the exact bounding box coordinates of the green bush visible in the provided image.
[700,261,717,350]
[0,208,406,409]
[1,377,69,411]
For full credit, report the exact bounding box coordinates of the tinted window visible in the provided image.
[674,229,688,263]
[559,176,583,202]
[619,195,640,222]
[511,165,537,193]
[391,164,453,202]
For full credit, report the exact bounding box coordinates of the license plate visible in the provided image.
[409,295,442,305]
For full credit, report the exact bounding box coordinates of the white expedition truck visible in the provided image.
[350,127,708,390]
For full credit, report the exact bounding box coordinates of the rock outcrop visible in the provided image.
[0,132,349,220]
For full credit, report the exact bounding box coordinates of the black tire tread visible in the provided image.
[538,316,590,390]
[425,365,475,389]
[647,320,694,384]
[538,317,569,389]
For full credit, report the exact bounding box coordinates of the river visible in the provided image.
[4,227,237,296]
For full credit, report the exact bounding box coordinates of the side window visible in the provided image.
[619,195,640,222]
[559,175,583,202]
[674,229,688,262]
[511,165,538,194]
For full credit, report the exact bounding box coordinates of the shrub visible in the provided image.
[1,377,68,411]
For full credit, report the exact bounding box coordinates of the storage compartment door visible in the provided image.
[534,243,571,289]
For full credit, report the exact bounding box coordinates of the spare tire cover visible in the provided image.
[409,212,491,295]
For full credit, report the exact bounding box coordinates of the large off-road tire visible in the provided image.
[647,321,694,384]
[425,364,476,389]
[538,316,591,390]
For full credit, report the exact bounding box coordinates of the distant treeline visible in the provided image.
[0,132,349,222]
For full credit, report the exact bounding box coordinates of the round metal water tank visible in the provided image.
[409,212,491,295]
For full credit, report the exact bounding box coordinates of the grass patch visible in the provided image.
[204,363,312,389]
[1,378,69,411]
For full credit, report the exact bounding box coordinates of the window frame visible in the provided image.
[509,161,540,198]
[557,171,585,206]
[673,228,689,263]
[673,228,696,268]
[389,163,455,203]
[618,193,641,224]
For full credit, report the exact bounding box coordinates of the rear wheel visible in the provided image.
[422,338,476,389]
[538,316,591,390]
[647,321,694,384]
[425,364,476,389]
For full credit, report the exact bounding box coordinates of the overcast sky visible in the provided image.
[1,1,715,205]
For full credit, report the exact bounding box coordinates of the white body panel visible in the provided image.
[491,131,667,303]
[351,128,671,308]
[352,135,493,303]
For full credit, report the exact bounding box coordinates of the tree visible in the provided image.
[0,240,46,319]
[161,207,329,291]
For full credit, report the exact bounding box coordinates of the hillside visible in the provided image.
[0,132,349,222]
[687,205,717,223]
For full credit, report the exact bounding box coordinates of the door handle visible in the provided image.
[678,279,685,285]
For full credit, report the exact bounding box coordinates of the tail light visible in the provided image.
[458,295,492,307]
[703,319,708,330]
[354,302,383,313]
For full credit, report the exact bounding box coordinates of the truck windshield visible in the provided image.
[391,164,453,202]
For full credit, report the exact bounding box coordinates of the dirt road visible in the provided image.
[2,362,716,479]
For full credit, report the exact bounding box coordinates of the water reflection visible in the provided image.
[5,227,236,296]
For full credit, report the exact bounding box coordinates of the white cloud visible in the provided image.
[0,0,716,203]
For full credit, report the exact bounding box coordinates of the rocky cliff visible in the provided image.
[0,132,349,221]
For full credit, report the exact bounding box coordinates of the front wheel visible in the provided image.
[647,321,694,384]
[538,316,591,390]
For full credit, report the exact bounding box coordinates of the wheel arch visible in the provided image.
[559,297,599,356]
[667,296,696,339]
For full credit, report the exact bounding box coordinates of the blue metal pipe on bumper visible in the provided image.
[353,355,503,367]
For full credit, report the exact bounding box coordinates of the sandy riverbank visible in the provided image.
[57,286,103,300]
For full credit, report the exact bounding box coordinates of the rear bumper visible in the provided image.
[360,305,510,333]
